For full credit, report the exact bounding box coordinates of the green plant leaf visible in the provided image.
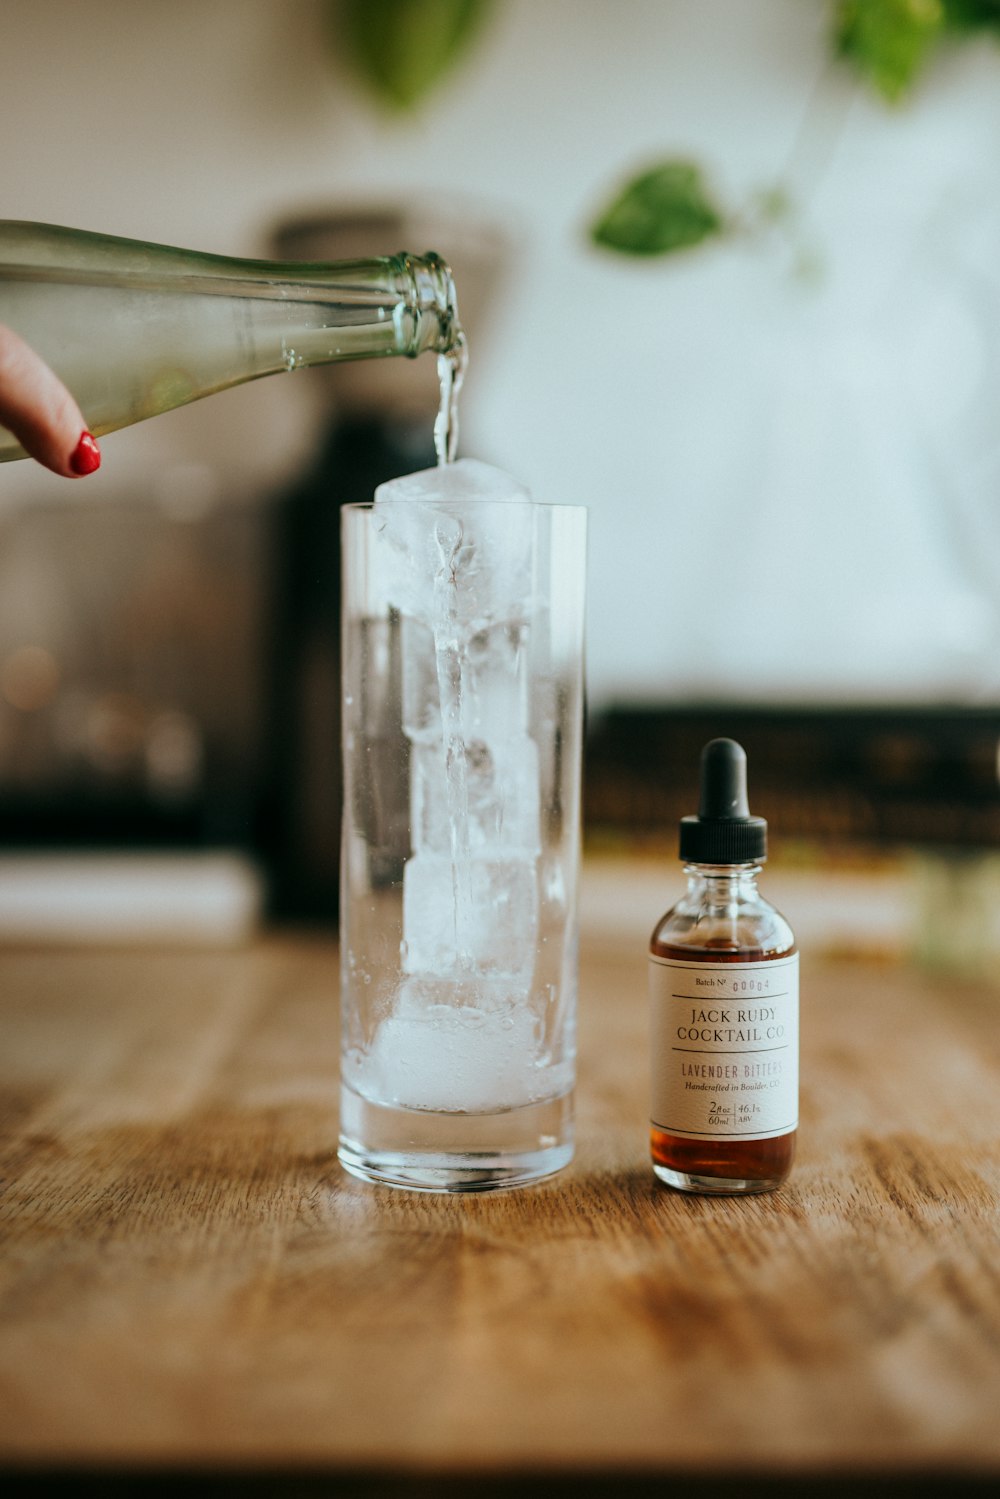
[334,0,494,112]
[834,0,945,102]
[590,162,727,258]
[941,0,1000,33]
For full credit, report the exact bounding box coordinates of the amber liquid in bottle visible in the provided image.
[649,925,797,1193]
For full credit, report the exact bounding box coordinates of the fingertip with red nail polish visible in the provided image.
[69,432,101,477]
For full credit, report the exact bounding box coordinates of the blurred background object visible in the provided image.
[0,472,266,848]
[0,0,999,947]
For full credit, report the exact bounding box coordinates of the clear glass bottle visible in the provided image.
[0,221,460,461]
[649,738,798,1193]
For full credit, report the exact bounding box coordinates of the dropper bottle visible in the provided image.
[649,738,798,1194]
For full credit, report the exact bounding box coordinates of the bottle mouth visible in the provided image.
[408,251,462,356]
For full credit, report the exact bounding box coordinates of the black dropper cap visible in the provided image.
[679,738,767,865]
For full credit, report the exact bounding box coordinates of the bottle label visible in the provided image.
[649,954,799,1142]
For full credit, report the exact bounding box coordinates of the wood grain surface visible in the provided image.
[2,918,1000,1485]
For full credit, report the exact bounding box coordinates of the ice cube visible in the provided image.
[377,456,531,508]
[393,973,526,1014]
[463,620,530,739]
[402,852,538,980]
[400,615,531,747]
[411,736,540,856]
[352,976,551,1113]
[373,459,536,629]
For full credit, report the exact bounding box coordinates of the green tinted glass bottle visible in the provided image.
[0,221,460,462]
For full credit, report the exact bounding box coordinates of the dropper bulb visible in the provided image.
[679,737,767,864]
[699,738,751,820]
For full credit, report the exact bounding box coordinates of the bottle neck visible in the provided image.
[256,251,461,367]
[683,863,763,909]
[1,223,458,352]
[0,223,462,363]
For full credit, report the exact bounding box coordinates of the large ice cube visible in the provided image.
[462,619,530,739]
[411,736,540,856]
[401,614,531,748]
[351,976,557,1113]
[402,852,538,980]
[378,457,530,508]
[373,459,536,629]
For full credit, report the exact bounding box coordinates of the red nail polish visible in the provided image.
[69,431,101,476]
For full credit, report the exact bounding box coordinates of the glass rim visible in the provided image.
[341,500,588,514]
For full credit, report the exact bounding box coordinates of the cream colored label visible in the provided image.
[649,954,798,1142]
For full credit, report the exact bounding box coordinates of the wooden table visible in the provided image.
[2,920,1000,1493]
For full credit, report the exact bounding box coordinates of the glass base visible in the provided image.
[339,1083,573,1193]
[653,1163,784,1195]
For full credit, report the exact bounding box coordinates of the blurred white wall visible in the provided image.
[2,0,1000,708]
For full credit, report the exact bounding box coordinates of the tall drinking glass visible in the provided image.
[338,499,587,1191]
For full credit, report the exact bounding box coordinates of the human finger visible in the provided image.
[0,325,101,477]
